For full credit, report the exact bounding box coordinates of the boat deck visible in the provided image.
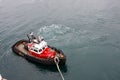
[17,43,28,54]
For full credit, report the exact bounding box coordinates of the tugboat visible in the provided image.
[12,32,66,65]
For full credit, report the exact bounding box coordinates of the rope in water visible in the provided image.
[54,56,65,80]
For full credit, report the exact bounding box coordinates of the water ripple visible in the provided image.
[38,24,72,41]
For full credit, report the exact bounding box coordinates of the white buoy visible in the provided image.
[0,74,7,80]
[0,74,2,80]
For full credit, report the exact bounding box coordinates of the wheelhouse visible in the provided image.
[28,40,48,54]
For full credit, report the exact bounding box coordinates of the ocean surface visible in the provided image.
[0,0,120,80]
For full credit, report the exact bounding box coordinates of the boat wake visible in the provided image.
[38,24,72,41]
[37,24,110,49]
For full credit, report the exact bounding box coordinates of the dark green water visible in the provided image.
[0,0,120,80]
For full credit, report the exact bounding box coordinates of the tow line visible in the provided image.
[54,56,65,80]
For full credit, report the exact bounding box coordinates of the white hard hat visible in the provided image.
[33,39,38,43]
[30,32,34,35]
[41,37,44,41]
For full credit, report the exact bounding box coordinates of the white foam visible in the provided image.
[38,24,72,40]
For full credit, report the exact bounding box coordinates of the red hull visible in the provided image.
[12,40,66,65]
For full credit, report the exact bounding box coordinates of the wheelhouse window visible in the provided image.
[39,49,42,52]
[34,49,38,52]
[43,47,45,50]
